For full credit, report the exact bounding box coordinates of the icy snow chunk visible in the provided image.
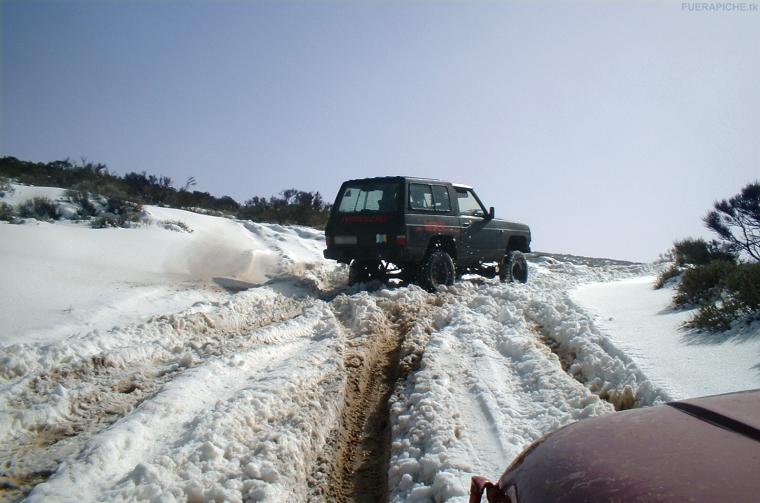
[399,473,415,491]
[409,485,434,500]
[178,352,194,367]
[398,458,420,476]
[199,441,223,461]
[128,463,160,485]
[432,471,467,500]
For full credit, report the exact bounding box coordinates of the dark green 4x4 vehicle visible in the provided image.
[323,176,531,290]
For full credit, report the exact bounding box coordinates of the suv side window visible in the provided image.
[409,183,434,210]
[431,185,451,212]
[456,188,485,216]
[410,183,453,212]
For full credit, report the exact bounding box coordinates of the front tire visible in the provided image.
[499,251,528,283]
[419,250,455,292]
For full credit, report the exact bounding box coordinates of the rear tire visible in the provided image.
[348,260,382,286]
[400,263,419,285]
[499,251,528,283]
[419,250,455,292]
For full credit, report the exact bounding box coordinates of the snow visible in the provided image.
[386,263,664,502]
[28,304,346,503]
[1,184,67,206]
[1,182,758,502]
[0,221,222,345]
[572,275,760,400]
[0,184,333,345]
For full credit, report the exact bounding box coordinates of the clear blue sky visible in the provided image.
[2,1,759,261]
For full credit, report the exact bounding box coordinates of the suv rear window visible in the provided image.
[337,182,401,213]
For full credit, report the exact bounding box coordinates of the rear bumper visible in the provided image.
[323,245,418,264]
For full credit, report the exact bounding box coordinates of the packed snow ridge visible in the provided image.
[1,183,758,502]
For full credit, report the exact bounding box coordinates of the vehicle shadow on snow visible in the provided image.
[213,277,259,292]
[215,270,493,304]
[213,272,388,302]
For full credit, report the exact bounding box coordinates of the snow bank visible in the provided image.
[29,304,346,503]
[1,187,349,500]
[0,185,338,346]
[387,260,667,501]
[0,285,318,476]
[572,276,760,400]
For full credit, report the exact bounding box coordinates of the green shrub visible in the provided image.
[69,190,100,218]
[106,196,143,219]
[687,303,737,331]
[682,262,760,331]
[1,157,334,228]
[91,215,119,228]
[670,181,760,331]
[654,265,680,289]
[674,260,735,306]
[655,238,737,290]
[17,197,58,221]
[91,196,144,228]
[0,202,15,222]
[71,180,130,202]
[725,263,760,312]
[159,220,193,233]
[0,177,13,197]
[91,215,111,228]
[673,238,736,267]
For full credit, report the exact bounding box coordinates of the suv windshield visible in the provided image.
[456,188,486,217]
[337,181,401,213]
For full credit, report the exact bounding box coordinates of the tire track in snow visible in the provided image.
[387,281,615,501]
[310,288,441,503]
[27,306,336,502]
[524,294,671,410]
[429,333,514,482]
[0,285,315,501]
[455,346,515,478]
[0,254,664,502]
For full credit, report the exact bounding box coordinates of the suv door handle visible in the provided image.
[462,221,471,227]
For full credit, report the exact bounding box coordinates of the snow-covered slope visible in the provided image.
[0,185,335,346]
[572,276,760,400]
[1,184,758,502]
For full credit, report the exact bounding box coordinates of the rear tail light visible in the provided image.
[396,234,407,246]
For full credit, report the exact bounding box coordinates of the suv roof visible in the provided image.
[341,176,474,190]
[341,176,446,184]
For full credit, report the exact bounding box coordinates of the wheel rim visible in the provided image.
[511,261,522,281]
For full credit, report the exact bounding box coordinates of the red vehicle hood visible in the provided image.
[491,389,760,502]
